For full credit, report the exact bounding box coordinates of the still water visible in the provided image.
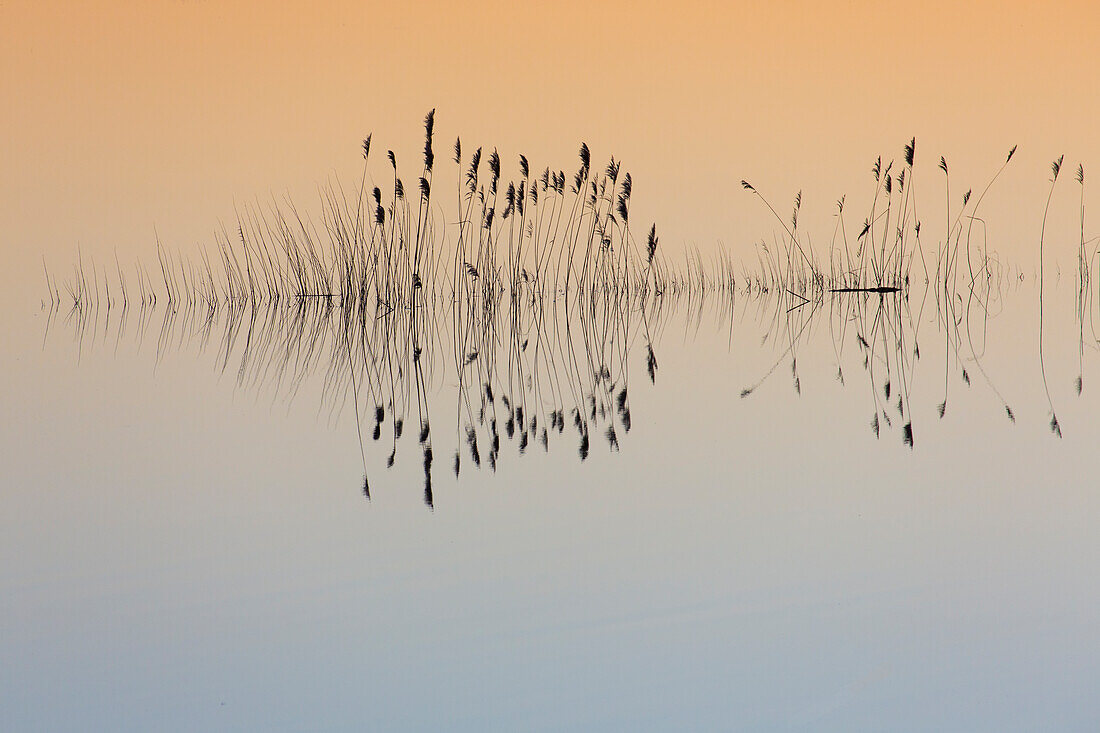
[2,282,1099,731]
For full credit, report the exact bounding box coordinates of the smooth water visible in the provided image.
[3,284,1099,731]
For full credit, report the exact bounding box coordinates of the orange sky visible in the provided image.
[3,0,1100,303]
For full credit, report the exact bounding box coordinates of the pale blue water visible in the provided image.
[2,284,1099,731]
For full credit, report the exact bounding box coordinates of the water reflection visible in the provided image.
[45,258,1099,507]
[46,284,680,506]
[739,269,1026,448]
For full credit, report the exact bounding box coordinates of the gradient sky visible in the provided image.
[5,6,1100,726]
[3,0,1100,305]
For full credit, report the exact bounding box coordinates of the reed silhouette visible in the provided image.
[45,119,1100,499]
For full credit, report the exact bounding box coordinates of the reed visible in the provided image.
[1039,155,1063,436]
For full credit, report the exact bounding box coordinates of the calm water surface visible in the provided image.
[2,283,1099,731]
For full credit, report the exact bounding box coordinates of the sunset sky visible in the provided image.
[4,0,1100,304]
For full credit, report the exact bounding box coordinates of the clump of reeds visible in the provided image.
[53,117,1100,495]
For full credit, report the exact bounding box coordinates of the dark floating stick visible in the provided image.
[829,287,901,293]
